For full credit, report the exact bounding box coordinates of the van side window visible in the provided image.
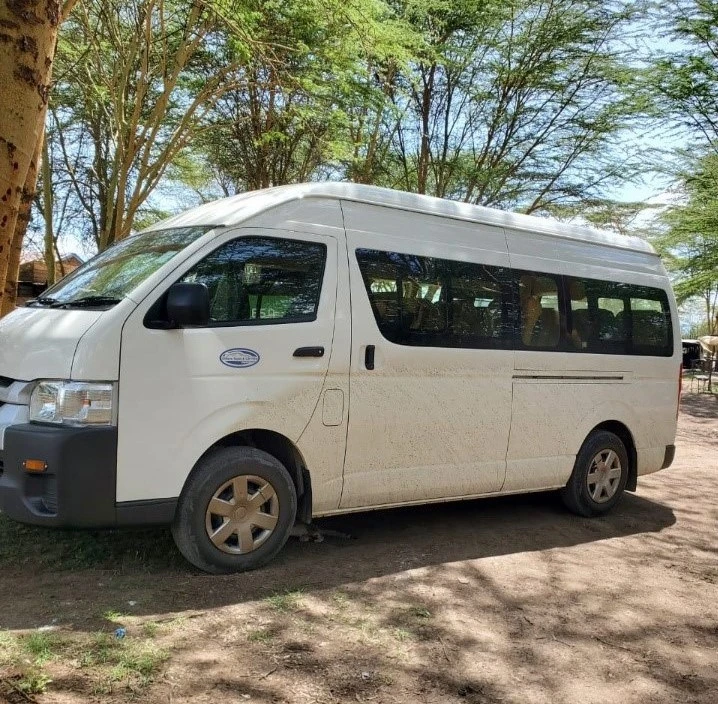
[629,296,671,354]
[565,277,672,356]
[597,296,627,346]
[355,249,514,348]
[450,261,515,345]
[180,236,326,325]
[518,274,561,349]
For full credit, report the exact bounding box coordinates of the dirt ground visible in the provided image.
[1,391,717,704]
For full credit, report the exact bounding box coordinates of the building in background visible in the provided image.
[17,254,84,305]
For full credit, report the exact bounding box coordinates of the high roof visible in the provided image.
[150,182,657,256]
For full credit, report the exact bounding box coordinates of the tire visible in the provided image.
[172,446,297,574]
[560,430,629,517]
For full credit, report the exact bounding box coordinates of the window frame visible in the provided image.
[563,276,673,357]
[355,248,515,350]
[355,247,674,358]
[513,269,569,353]
[145,234,328,329]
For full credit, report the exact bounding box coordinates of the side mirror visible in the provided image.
[166,282,210,326]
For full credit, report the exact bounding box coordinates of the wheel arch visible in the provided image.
[199,429,313,522]
[586,420,638,492]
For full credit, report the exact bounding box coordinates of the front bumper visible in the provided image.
[0,423,177,527]
[0,423,118,526]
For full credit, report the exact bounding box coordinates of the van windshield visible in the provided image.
[29,227,213,308]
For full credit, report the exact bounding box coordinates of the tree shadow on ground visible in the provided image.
[679,389,718,420]
[0,490,675,630]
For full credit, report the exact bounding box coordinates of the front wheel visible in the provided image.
[172,447,297,574]
[560,430,629,517]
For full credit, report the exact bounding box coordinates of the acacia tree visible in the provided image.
[197,0,415,195]
[49,0,262,252]
[657,153,718,334]
[364,0,646,212]
[650,0,718,151]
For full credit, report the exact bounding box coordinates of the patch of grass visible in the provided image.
[110,643,166,683]
[265,589,304,613]
[409,606,432,620]
[79,633,115,667]
[0,631,65,696]
[16,667,52,695]
[24,632,59,664]
[103,610,128,624]
[0,630,20,665]
[393,627,412,642]
[0,514,181,571]
[142,621,159,638]
[331,590,351,609]
[79,633,168,690]
[348,617,384,643]
[247,627,274,643]
[0,626,167,697]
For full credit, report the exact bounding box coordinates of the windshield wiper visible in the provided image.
[26,296,59,307]
[59,295,123,308]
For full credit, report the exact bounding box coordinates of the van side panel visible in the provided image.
[504,227,680,491]
[339,202,514,508]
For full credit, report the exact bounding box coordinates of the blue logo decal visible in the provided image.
[220,348,260,368]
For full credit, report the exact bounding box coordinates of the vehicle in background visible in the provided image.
[682,339,701,370]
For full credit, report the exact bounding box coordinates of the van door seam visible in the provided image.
[295,234,340,443]
[501,379,513,492]
[503,224,512,493]
[337,200,352,509]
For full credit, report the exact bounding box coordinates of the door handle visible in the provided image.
[365,345,375,370]
[293,346,325,358]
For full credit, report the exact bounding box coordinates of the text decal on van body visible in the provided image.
[220,348,261,368]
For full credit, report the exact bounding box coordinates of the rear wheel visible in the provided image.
[172,447,297,573]
[560,430,629,517]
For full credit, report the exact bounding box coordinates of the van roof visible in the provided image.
[151,182,657,256]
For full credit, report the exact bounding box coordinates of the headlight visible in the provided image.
[30,381,115,426]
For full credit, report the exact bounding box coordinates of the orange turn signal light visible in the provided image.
[23,459,47,473]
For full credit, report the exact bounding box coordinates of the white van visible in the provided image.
[0,184,680,573]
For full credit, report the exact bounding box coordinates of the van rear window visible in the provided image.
[566,278,672,356]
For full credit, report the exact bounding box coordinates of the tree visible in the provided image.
[47,0,263,252]
[657,153,718,336]
[348,0,647,212]
[650,0,718,151]
[197,0,415,195]
[0,0,79,312]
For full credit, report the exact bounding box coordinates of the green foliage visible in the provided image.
[265,589,305,612]
[78,632,168,691]
[647,1,718,150]
[197,0,417,194]
[33,0,664,262]
[24,632,58,664]
[352,0,646,211]
[16,669,53,694]
[0,513,181,571]
[656,152,718,331]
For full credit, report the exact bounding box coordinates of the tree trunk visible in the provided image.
[42,130,55,286]
[1,219,25,316]
[0,0,62,310]
[417,64,436,195]
[0,129,44,317]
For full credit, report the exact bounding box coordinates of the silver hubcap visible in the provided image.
[587,449,622,503]
[205,475,279,554]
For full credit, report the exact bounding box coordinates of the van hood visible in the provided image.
[0,307,102,381]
